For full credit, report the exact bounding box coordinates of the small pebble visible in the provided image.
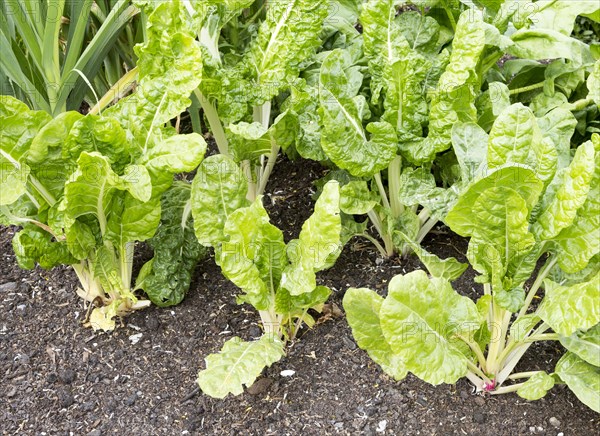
[0,282,17,293]
[246,378,273,396]
[87,430,101,436]
[549,417,560,428]
[125,393,137,406]
[57,388,74,408]
[58,369,76,384]
[473,412,486,424]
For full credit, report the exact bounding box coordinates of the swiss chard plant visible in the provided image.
[343,98,600,411]
[191,154,342,398]
[0,0,207,330]
[183,0,330,201]
[318,1,599,262]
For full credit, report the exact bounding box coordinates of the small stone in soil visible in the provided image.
[342,336,357,350]
[46,372,58,384]
[549,417,560,428]
[57,388,74,408]
[125,393,137,406]
[473,412,486,424]
[248,325,262,338]
[0,282,17,292]
[58,368,76,384]
[246,377,274,395]
[87,430,101,436]
[16,353,29,365]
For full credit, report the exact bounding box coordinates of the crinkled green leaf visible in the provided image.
[319,49,397,177]
[143,133,207,173]
[28,112,84,164]
[398,233,467,281]
[494,287,525,313]
[281,81,326,161]
[555,352,600,413]
[537,108,577,171]
[380,271,481,385]
[282,181,341,295]
[197,336,285,399]
[488,104,538,169]
[191,155,249,247]
[468,187,536,280]
[589,61,600,107]
[12,225,76,270]
[533,142,595,240]
[517,372,555,401]
[451,122,488,182]
[136,182,206,307]
[538,274,600,337]
[559,324,600,367]
[227,111,298,162]
[63,116,132,174]
[340,181,376,215]
[446,166,543,237]
[219,198,286,311]
[343,287,408,381]
[62,153,152,230]
[421,10,486,161]
[554,142,600,273]
[242,0,328,104]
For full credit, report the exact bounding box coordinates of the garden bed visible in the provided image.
[1,156,596,435]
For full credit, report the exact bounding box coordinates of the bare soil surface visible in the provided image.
[1,156,598,435]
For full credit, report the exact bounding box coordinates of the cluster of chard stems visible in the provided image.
[459,255,559,394]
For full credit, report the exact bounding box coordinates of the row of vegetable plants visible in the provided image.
[0,0,598,412]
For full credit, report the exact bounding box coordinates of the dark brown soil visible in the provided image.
[1,155,598,435]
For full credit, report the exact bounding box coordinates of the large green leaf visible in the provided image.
[451,122,488,182]
[555,352,600,413]
[488,104,536,167]
[136,182,206,307]
[319,49,397,177]
[142,133,207,173]
[343,288,408,380]
[62,152,152,231]
[538,274,600,337]
[446,166,543,236]
[218,198,287,311]
[532,1,600,35]
[379,271,481,385]
[197,335,286,399]
[559,324,600,367]
[281,181,341,295]
[467,187,536,279]
[533,142,596,240]
[509,29,594,68]
[589,61,600,108]
[191,155,249,247]
[553,143,600,273]
[242,0,328,104]
[340,181,377,215]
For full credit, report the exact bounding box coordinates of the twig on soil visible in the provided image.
[180,386,200,403]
